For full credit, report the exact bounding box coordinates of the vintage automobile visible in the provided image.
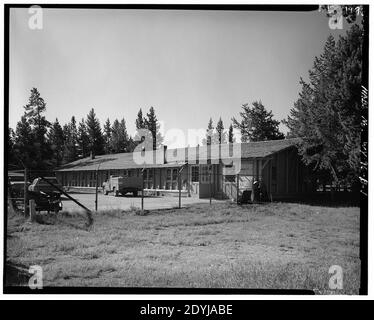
[28,190,63,213]
[102,175,142,197]
[28,177,63,213]
[28,177,63,193]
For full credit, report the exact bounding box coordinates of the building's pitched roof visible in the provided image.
[56,138,300,172]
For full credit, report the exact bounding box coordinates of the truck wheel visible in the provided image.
[133,191,138,197]
[113,188,119,197]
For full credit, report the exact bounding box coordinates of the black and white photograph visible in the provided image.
[3,4,368,296]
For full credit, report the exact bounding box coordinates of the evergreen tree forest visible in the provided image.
[8,88,164,170]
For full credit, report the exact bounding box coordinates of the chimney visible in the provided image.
[163,145,167,164]
[90,151,95,160]
[196,144,200,164]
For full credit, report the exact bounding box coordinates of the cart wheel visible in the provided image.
[104,190,109,195]
[113,188,119,197]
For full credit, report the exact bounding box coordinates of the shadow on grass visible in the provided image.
[30,212,92,231]
[5,260,30,287]
[276,192,360,208]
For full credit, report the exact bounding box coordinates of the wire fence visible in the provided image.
[8,166,272,221]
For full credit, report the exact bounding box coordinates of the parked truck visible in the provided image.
[102,175,142,197]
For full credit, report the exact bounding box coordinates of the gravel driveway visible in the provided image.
[61,192,221,212]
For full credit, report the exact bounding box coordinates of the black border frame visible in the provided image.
[3,3,369,296]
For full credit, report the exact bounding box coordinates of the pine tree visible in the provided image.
[62,117,78,163]
[8,128,18,168]
[215,117,226,144]
[284,24,363,187]
[24,88,50,138]
[135,108,145,130]
[13,115,34,168]
[86,108,105,156]
[119,119,129,152]
[126,136,137,152]
[134,108,147,147]
[77,118,90,158]
[228,124,235,143]
[232,101,284,142]
[110,118,129,153]
[103,118,112,154]
[48,118,65,166]
[202,118,214,146]
[23,88,52,169]
[144,107,163,150]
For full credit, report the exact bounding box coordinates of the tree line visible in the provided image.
[8,88,163,170]
[202,100,285,146]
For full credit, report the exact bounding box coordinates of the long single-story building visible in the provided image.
[55,138,315,200]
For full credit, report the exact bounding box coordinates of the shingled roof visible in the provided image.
[56,138,300,172]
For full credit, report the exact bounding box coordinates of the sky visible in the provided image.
[9,7,348,147]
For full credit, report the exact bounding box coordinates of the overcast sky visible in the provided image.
[9,8,347,147]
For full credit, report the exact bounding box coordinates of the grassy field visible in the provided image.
[6,201,360,294]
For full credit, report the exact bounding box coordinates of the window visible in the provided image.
[191,166,199,182]
[165,168,179,190]
[200,165,211,184]
[166,169,172,189]
[172,169,178,181]
[172,169,178,190]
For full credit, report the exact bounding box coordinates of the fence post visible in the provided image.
[141,169,144,212]
[221,171,224,200]
[24,168,28,216]
[178,172,181,209]
[95,169,99,211]
[236,174,239,204]
[29,199,36,222]
[209,166,212,205]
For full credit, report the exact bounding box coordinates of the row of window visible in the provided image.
[60,165,255,187]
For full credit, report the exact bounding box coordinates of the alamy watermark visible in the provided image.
[28,5,43,30]
[328,265,343,290]
[132,127,242,173]
[28,265,43,289]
